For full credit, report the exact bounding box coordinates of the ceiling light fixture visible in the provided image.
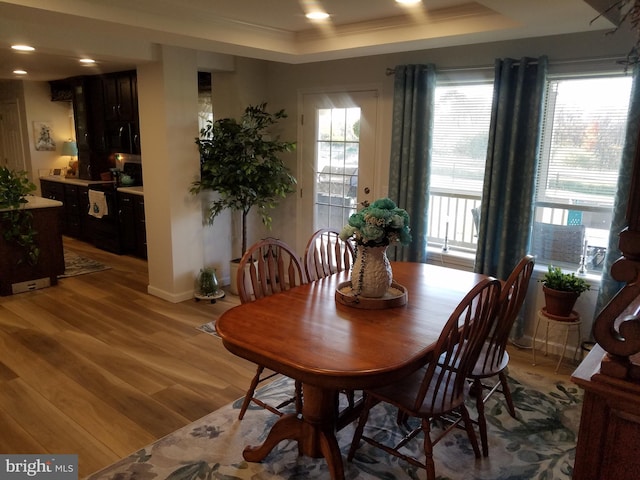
[395,0,421,5]
[305,11,330,20]
[11,44,35,52]
[13,69,27,75]
[79,58,96,64]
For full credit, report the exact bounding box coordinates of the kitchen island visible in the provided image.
[0,196,65,295]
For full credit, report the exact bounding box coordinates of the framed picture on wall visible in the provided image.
[33,121,56,151]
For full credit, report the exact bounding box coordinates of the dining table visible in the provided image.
[216,262,490,480]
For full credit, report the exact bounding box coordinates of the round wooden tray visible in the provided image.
[335,281,408,309]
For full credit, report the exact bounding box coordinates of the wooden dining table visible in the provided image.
[216,262,489,480]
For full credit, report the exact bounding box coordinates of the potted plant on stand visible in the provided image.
[190,102,297,295]
[540,265,590,317]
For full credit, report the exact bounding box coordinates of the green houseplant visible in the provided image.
[0,167,39,265]
[189,103,297,293]
[540,265,590,317]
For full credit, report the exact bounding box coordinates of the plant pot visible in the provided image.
[542,285,579,318]
[229,258,257,296]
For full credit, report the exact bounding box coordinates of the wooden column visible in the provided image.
[571,126,640,479]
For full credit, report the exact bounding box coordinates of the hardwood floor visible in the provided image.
[0,237,578,477]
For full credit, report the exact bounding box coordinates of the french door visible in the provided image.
[298,90,379,249]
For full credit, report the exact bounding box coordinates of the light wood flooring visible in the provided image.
[0,237,578,477]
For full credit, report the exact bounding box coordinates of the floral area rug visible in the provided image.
[58,251,111,278]
[85,366,582,480]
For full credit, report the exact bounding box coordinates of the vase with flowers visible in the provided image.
[339,198,411,298]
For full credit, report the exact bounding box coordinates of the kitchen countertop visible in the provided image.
[40,175,114,187]
[117,186,144,196]
[40,176,143,196]
[0,195,63,212]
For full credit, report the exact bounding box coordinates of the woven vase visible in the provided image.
[351,244,392,298]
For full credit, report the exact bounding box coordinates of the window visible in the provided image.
[428,82,494,251]
[533,76,632,274]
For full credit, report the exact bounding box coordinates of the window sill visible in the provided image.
[426,246,603,288]
[426,246,475,272]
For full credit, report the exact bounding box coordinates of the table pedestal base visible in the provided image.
[242,384,345,480]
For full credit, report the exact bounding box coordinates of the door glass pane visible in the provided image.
[315,107,360,231]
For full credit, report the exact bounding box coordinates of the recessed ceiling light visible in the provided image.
[79,58,96,64]
[306,11,330,20]
[11,44,35,52]
[13,69,27,75]
[396,0,421,5]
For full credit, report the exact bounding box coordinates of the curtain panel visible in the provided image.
[475,56,548,280]
[595,65,640,315]
[388,64,436,263]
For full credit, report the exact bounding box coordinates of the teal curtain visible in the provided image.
[388,64,436,262]
[475,57,548,280]
[595,66,640,317]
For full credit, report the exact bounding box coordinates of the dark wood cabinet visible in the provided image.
[71,76,110,180]
[59,70,140,181]
[40,179,91,241]
[103,71,140,155]
[64,184,90,241]
[0,199,65,296]
[40,179,64,203]
[118,191,146,259]
[103,71,136,123]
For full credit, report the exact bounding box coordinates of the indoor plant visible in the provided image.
[339,198,411,297]
[539,265,590,317]
[0,167,39,265]
[189,103,297,292]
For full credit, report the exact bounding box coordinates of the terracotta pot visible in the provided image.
[542,285,579,318]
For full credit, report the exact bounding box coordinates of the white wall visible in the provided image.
[0,80,74,193]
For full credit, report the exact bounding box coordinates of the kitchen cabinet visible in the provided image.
[0,198,65,296]
[40,179,64,203]
[64,184,90,241]
[103,71,140,155]
[103,71,137,123]
[40,179,91,241]
[118,191,146,259]
[53,70,140,181]
[71,76,109,180]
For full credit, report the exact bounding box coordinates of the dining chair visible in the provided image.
[469,254,535,456]
[303,228,357,410]
[347,277,502,480]
[304,228,355,282]
[236,237,307,420]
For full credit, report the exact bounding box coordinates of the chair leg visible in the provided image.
[473,378,489,458]
[294,380,303,414]
[238,365,265,420]
[421,418,436,480]
[347,394,374,461]
[499,371,516,418]
[460,404,481,459]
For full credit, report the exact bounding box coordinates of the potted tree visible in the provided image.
[190,102,297,294]
[540,265,590,317]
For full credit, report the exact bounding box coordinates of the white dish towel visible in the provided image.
[88,190,108,218]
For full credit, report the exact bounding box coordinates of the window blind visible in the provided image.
[431,83,494,194]
[536,76,632,209]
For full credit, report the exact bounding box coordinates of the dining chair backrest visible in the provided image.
[418,277,501,412]
[478,255,535,372]
[304,228,355,282]
[236,238,307,304]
